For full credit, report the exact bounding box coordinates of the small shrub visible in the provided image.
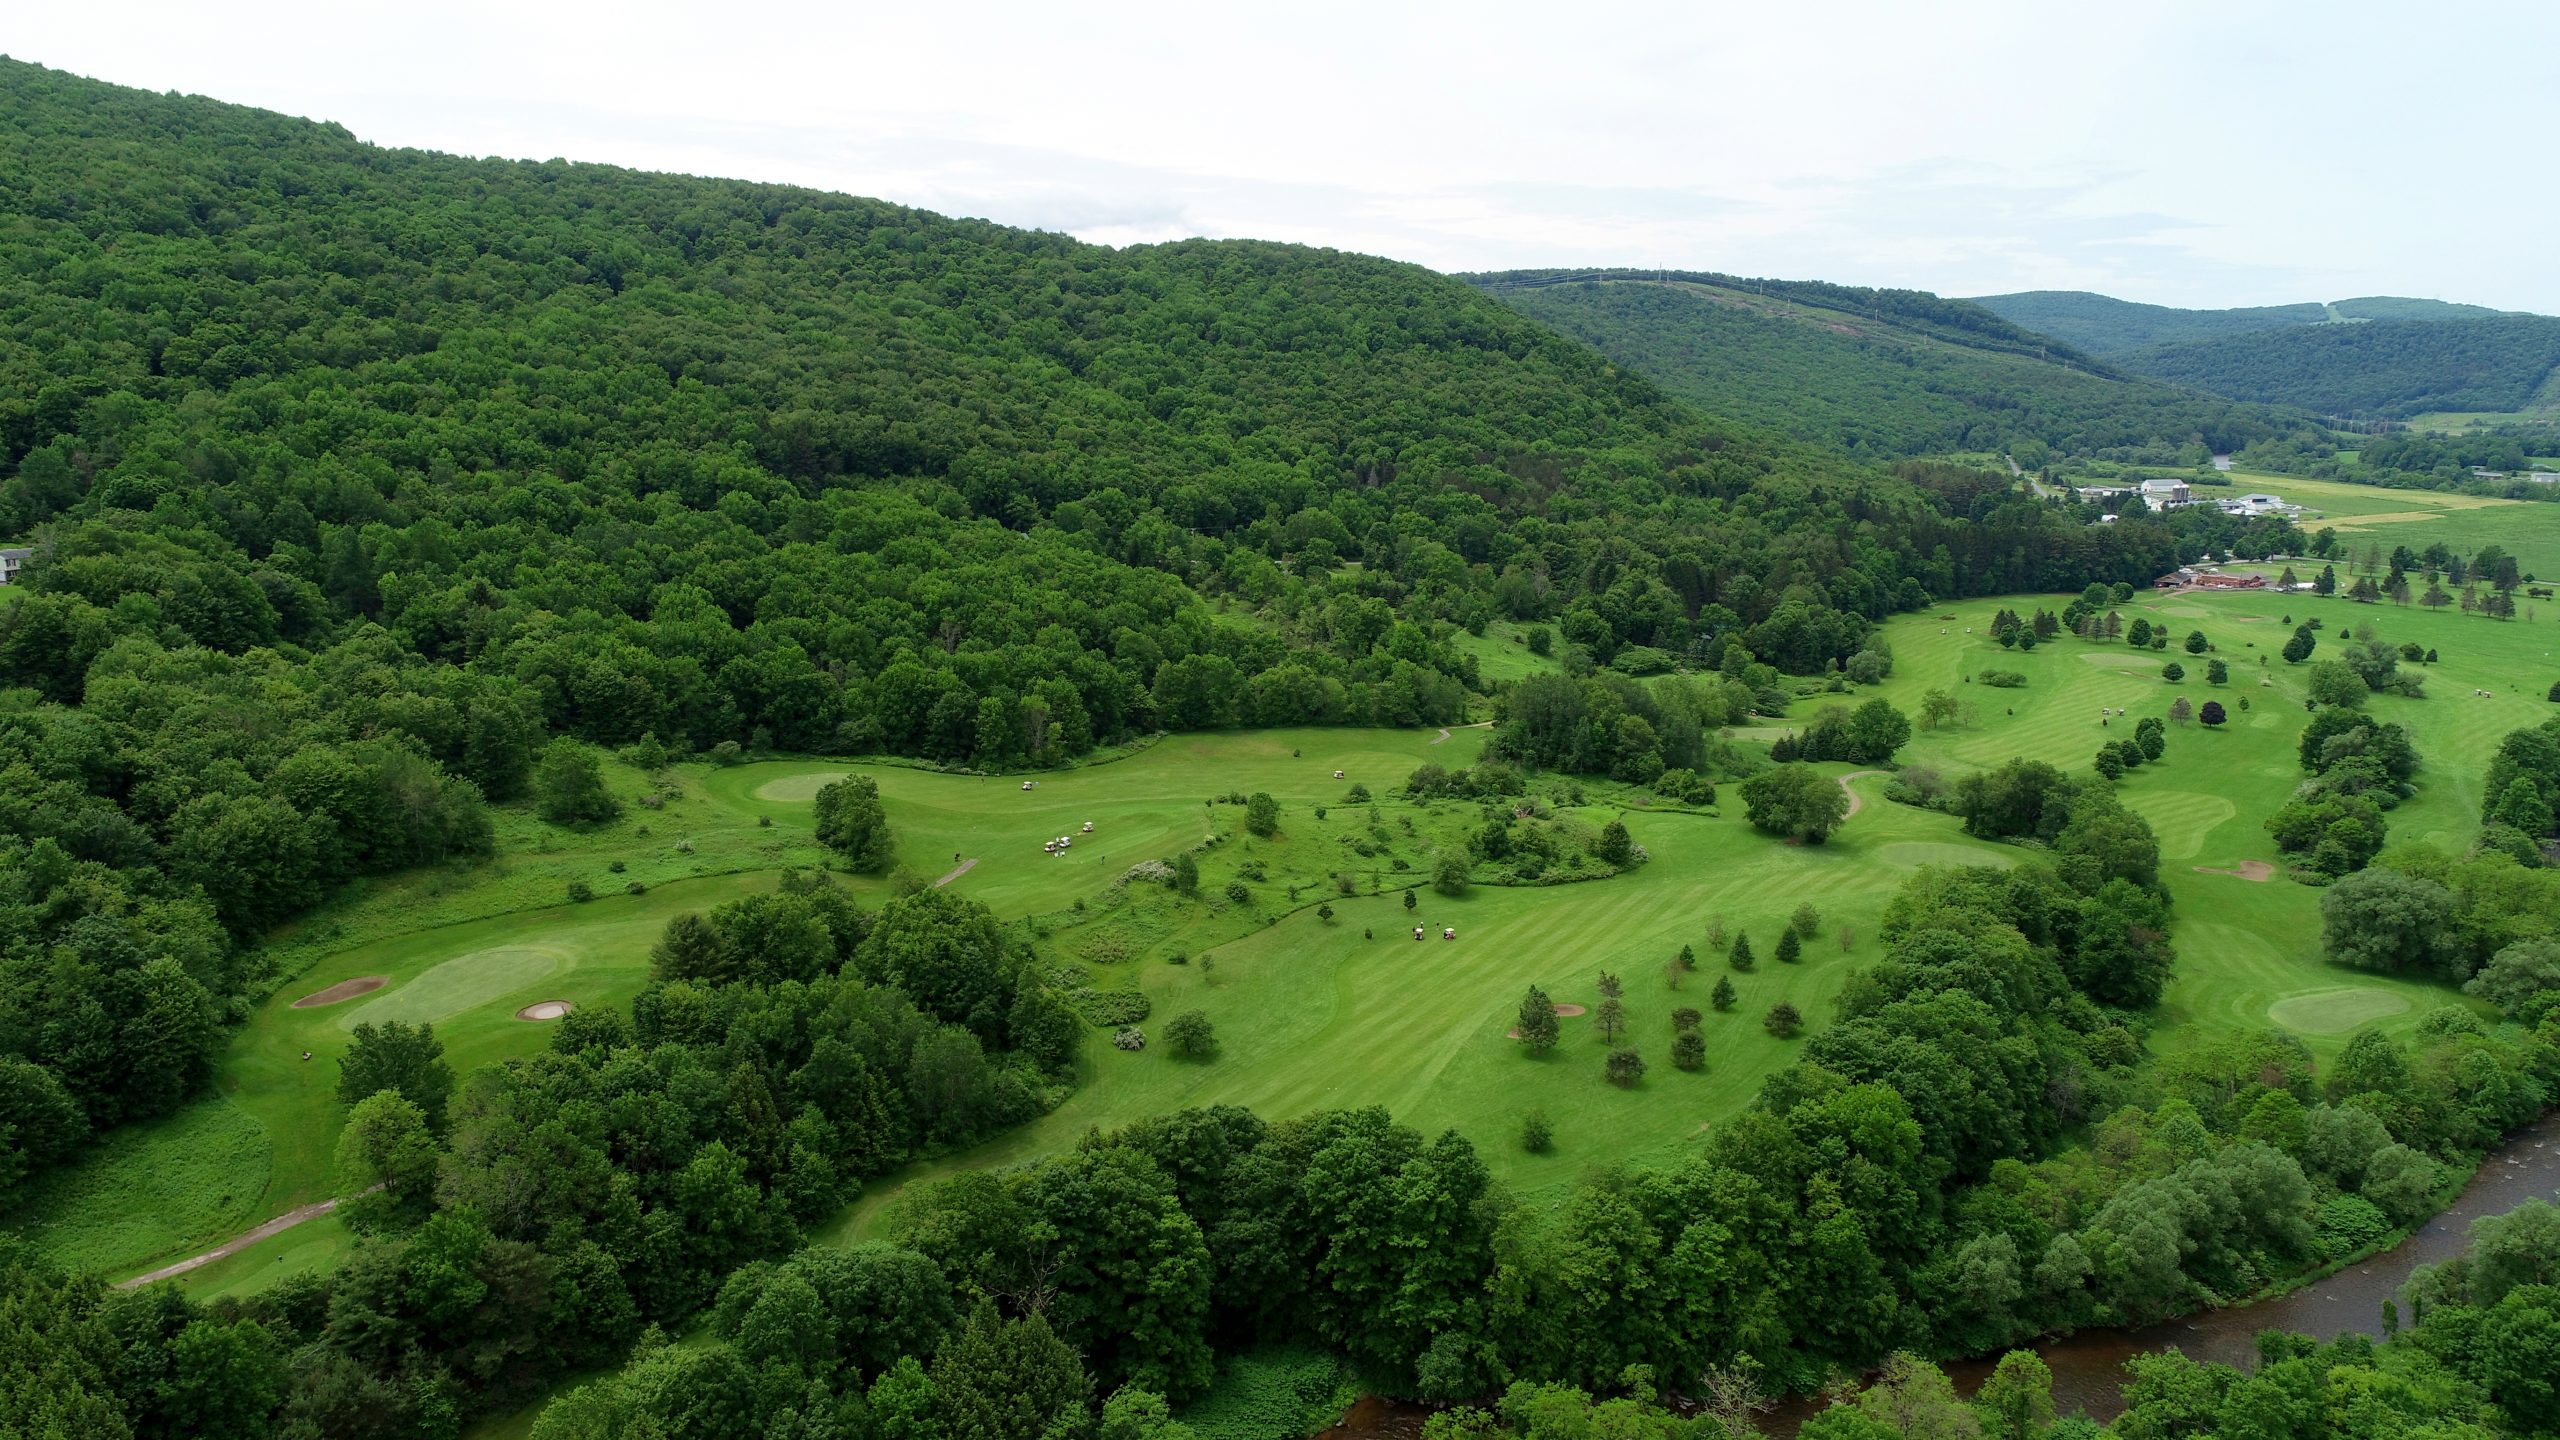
[708,740,742,766]
[1119,859,1175,888]
[1979,669,2028,688]
[1764,1001,1803,1038]
[1245,792,1281,838]
[566,880,595,903]
[1071,989,1153,1027]
[1224,880,1252,905]
[607,860,626,873]
[1670,1031,1705,1071]
[1111,1027,1146,1052]
[758,815,773,828]
[1432,854,1471,897]
[1604,1047,1647,1087]
[624,881,647,896]
[1521,1110,1554,1153]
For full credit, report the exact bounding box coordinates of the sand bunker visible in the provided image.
[292,976,387,1008]
[1507,1003,1589,1039]
[515,1000,574,1021]
[2194,860,2276,882]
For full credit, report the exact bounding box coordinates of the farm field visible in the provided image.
[2214,468,2560,578]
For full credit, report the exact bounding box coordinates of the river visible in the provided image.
[1318,1111,2560,1436]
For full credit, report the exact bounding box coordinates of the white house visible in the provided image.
[2138,477,2192,507]
[0,548,31,586]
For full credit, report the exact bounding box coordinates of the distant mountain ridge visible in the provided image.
[1463,269,2322,461]
[1477,267,2113,370]
[2126,314,2560,419]
[1970,289,2529,357]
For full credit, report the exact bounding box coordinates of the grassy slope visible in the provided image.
[824,762,2016,1240]
[1869,586,2556,1064]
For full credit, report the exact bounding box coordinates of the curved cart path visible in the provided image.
[1837,769,1889,818]
[117,1196,344,1289]
[933,857,977,887]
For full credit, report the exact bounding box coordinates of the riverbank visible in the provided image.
[1314,1109,2560,1435]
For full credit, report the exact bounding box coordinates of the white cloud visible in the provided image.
[11,0,2556,310]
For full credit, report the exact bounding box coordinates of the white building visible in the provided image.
[2138,477,2192,507]
[0,548,30,586]
[2217,492,2299,518]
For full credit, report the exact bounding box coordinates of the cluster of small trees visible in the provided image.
[2266,707,2422,878]
[2092,716,2169,781]
[1768,697,1913,766]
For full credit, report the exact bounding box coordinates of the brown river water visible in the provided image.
[1318,1111,2560,1436]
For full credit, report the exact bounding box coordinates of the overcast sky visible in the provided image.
[14,1,2557,311]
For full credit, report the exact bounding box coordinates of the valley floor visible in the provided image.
[9,587,2550,1329]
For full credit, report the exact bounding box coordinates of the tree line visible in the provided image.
[0,59,2261,1194]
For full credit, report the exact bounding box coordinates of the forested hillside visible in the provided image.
[1473,273,2322,463]
[1970,291,2329,354]
[2125,314,2560,419]
[0,60,2207,1192]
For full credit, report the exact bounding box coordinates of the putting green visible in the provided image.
[753,771,851,803]
[339,946,570,1029]
[2267,988,2413,1035]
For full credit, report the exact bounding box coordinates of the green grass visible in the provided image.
[2217,468,2560,579]
[824,767,2022,1240]
[1448,621,1565,686]
[1869,586,2558,1061]
[29,573,2560,1316]
[6,726,1527,1282]
[1,1100,271,1274]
